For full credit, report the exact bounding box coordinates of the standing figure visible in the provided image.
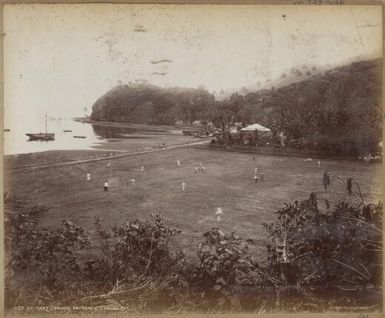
[346,177,353,196]
[182,182,186,191]
[216,207,223,223]
[130,179,136,186]
[194,167,199,173]
[104,181,109,192]
[177,160,181,167]
[141,165,144,171]
[318,160,321,168]
[260,172,264,181]
[86,173,91,181]
[107,162,111,168]
[323,170,330,191]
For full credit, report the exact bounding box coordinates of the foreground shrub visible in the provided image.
[4,189,383,313]
[189,228,261,311]
[85,214,181,286]
[79,214,188,312]
[4,194,90,307]
[263,194,382,310]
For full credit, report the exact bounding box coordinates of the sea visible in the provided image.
[3,118,171,155]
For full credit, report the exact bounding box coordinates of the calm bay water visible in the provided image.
[3,118,172,155]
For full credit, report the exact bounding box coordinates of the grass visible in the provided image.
[5,147,382,259]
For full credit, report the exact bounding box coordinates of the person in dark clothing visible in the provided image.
[323,170,330,191]
[347,177,353,195]
[309,192,318,210]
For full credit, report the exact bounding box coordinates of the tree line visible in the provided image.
[90,59,382,156]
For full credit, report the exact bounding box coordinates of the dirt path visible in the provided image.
[8,139,210,171]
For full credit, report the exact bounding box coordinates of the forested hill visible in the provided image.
[90,58,382,155]
[232,58,383,154]
[90,84,216,125]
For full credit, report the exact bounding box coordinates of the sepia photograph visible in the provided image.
[2,3,383,316]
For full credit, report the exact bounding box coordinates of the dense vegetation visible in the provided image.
[91,85,216,125]
[91,59,382,156]
[5,184,382,314]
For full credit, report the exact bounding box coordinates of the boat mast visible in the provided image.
[45,113,48,133]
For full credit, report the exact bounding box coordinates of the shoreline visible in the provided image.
[7,118,382,164]
[4,139,211,171]
[4,118,204,159]
[73,117,185,131]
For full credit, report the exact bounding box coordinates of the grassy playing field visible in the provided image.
[5,147,383,258]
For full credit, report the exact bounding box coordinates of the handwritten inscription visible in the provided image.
[293,0,344,4]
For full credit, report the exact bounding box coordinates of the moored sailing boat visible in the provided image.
[26,114,55,141]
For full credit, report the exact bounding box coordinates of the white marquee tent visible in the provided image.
[241,123,271,132]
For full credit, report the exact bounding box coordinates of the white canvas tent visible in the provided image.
[241,123,271,132]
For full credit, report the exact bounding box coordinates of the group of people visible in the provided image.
[323,169,355,196]
[84,162,137,192]
[98,159,209,192]
[100,158,266,193]
[97,158,355,200]
[85,171,110,191]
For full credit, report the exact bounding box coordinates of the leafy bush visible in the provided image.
[4,190,383,312]
[188,228,264,311]
[4,194,90,307]
[263,193,382,310]
[86,214,181,286]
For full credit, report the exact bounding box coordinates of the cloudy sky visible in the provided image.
[4,4,382,122]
